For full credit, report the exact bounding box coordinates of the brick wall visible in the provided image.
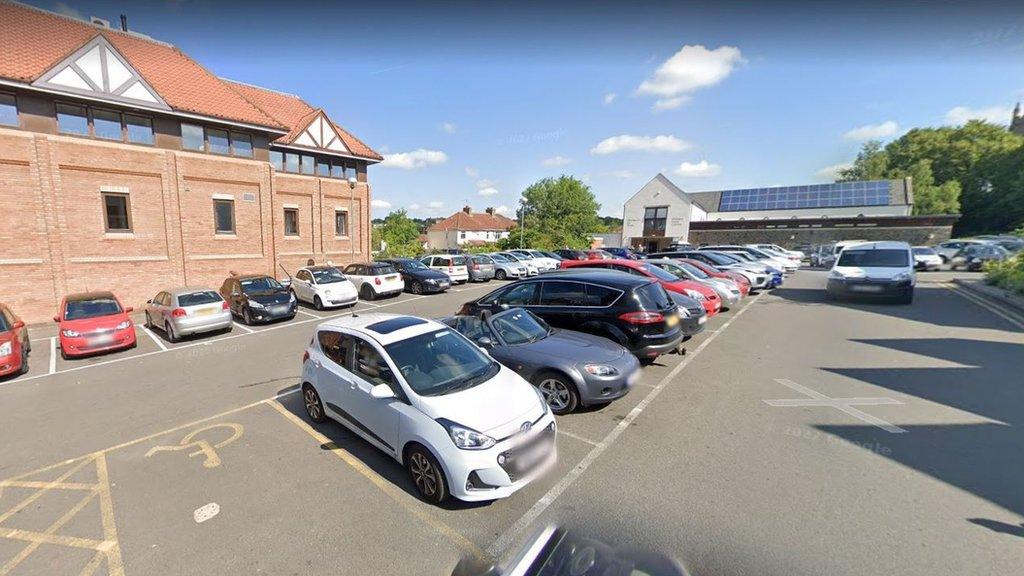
[0,126,372,323]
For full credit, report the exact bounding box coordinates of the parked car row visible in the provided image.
[807,235,1021,271]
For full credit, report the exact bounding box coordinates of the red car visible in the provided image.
[0,303,30,377]
[559,258,721,316]
[681,258,751,297]
[585,250,614,260]
[55,291,137,359]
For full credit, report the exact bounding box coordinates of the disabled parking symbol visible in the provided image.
[145,423,244,469]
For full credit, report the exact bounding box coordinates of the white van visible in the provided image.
[826,241,915,304]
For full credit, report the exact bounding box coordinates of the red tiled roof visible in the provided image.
[224,80,382,161]
[0,2,284,129]
[427,210,517,232]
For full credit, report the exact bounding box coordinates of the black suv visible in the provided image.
[458,270,683,361]
[378,258,451,294]
[219,274,296,325]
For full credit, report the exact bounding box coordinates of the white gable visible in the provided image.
[32,35,170,110]
[291,111,350,154]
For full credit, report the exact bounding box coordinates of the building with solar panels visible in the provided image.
[622,174,957,251]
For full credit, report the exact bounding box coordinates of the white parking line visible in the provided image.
[48,337,56,374]
[557,429,599,447]
[486,290,765,557]
[141,326,168,351]
[232,321,255,333]
[294,309,320,319]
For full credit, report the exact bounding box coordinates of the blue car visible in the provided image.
[603,247,644,260]
[765,265,784,287]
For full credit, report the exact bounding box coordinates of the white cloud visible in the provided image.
[428,201,444,209]
[636,45,745,108]
[475,178,497,189]
[408,203,421,210]
[608,170,636,179]
[815,162,852,180]
[603,93,617,105]
[590,134,692,155]
[54,2,85,20]
[442,122,457,134]
[464,166,479,178]
[652,96,690,112]
[379,149,448,170]
[843,120,899,141]
[674,160,721,177]
[478,187,499,196]
[541,155,572,167]
[370,199,392,209]
[944,105,1013,125]
[494,205,511,215]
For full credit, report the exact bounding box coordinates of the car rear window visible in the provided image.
[633,282,673,312]
[178,291,222,306]
[912,247,936,255]
[370,264,398,275]
[837,249,909,267]
[472,255,492,264]
[64,297,122,320]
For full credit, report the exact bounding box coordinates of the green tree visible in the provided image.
[517,176,601,249]
[375,209,423,257]
[838,140,888,181]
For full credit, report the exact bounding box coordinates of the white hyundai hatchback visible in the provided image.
[300,314,557,504]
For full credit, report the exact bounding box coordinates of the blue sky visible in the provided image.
[38,0,1024,217]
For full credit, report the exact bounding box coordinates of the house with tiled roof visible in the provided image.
[426,206,517,250]
[0,1,382,322]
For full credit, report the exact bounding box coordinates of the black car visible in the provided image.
[554,249,588,261]
[458,270,684,361]
[378,258,451,294]
[219,274,296,325]
[667,291,707,340]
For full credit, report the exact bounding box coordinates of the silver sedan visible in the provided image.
[144,287,233,342]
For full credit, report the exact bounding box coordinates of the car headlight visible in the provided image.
[248,300,265,309]
[115,320,132,330]
[584,364,619,376]
[289,292,297,302]
[323,289,332,296]
[426,278,438,284]
[683,289,706,301]
[0,342,11,357]
[436,418,496,450]
[61,329,80,337]
[893,272,911,281]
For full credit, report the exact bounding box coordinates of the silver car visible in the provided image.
[487,253,529,280]
[144,287,232,342]
[646,259,742,309]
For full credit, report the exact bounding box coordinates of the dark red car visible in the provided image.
[0,303,30,377]
[55,291,137,359]
[559,258,721,316]
[681,258,751,297]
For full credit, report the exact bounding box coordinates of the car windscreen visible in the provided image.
[177,291,222,306]
[837,249,909,267]
[402,259,429,270]
[0,314,9,331]
[641,263,683,282]
[64,297,122,320]
[677,261,710,279]
[490,254,510,263]
[472,255,492,264]
[386,329,499,396]
[310,267,347,283]
[912,247,937,255]
[491,309,549,345]
[633,282,673,312]
[240,277,283,293]
[369,264,397,275]
[701,252,738,265]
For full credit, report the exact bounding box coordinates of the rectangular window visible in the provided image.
[102,192,132,232]
[330,161,344,178]
[642,206,668,237]
[92,109,122,140]
[207,128,229,154]
[182,123,204,151]
[0,93,17,126]
[335,210,348,237]
[269,150,284,170]
[213,199,235,234]
[231,132,252,157]
[347,162,359,180]
[125,114,153,144]
[300,155,315,175]
[317,159,330,177]
[283,208,299,236]
[57,103,89,135]
[284,153,299,173]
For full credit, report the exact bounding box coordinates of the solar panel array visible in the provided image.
[718,180,891,212]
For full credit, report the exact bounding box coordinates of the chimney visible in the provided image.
[120,14,128,32]
[485,207,494,215]
[462,206,471,214]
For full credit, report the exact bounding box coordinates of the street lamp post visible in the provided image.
[519,199,528,248]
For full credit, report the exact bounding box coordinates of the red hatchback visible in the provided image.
[681,258,751,297]
[559,258,721,316]
[55,291,137,359]
[0,303,30,377]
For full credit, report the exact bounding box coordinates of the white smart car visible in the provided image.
[300,314,557,503]
[289,266,358,310]
[343,262,405,301]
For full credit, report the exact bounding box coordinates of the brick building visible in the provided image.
[0,2,381,323]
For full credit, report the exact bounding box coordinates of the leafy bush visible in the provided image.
[984,254,1024,295]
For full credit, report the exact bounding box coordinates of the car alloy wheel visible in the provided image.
[314,295,324,311]
[18,348,29,375]
[243,308,254,325]
[495,269,507,280]
[411,281,423,295]
[537,374,578,414]
[144,312,153,329]
[303,385,326,423]
[407,448,447,503]
[165,322,179,343]
[360,285,376,301]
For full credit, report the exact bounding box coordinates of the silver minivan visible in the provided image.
[145,287,232,342]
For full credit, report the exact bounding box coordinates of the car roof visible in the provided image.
[302,265,341,271]
[234,274,273,281]
[841,241,909,250]
[65,291,116,302]
[167,286,220,296]
[316,313,444,345]
[533,269,652,289]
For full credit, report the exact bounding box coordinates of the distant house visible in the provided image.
[426,206,515,250]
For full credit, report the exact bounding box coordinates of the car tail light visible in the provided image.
[222,301,230,310]
[449,266,454,273]
[302,350,309,363]
[374,277,381,285]
[171,308,187,318]
[618,311,664,324]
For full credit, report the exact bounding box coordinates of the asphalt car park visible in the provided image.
[2,270,1023,576]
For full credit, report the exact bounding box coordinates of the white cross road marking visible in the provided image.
[764,378,907,434]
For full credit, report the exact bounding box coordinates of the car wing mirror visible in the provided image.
[476,336,494,348]
[125,306,134,313]
[13,320,25,329]
[146,299,153,304]
[370,383,395,400]
[53,315,60,323]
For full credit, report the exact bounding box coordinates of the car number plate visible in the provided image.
[196,307,218,316]
[666,314,679,327]
[851,284,883,293]
[387,275,398,281]
[89,333,114,345]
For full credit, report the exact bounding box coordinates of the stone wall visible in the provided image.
[687,225,954,249]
